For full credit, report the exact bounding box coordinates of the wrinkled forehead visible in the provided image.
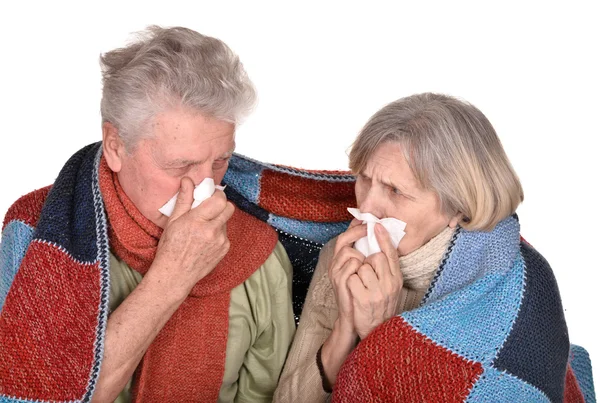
[150,137,236,166]
[146,110,236,163]
[361,142,421,189]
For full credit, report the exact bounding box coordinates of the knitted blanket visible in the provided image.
[0,144,276,402]
[0,148,595,402]
[224,154,596,403]
[330,219,594,403]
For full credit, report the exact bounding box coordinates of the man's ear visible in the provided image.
[102,122,126,173]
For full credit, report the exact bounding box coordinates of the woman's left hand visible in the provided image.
[347,223,404,340]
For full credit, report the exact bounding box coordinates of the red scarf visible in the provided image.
[99,157,277,402]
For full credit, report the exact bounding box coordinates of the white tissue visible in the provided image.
[159,178,226,217]
[347,208,407,257]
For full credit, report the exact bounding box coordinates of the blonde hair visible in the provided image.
[100,26,256,151]
[349,93,523,231]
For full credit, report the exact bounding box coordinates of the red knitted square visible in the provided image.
[2,186,52,231]
[259,170,355,222]
[333,316,483,403]
[0,242,101,400]
[563,364,585,403]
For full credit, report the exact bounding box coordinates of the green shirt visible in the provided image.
[108,241,295,403]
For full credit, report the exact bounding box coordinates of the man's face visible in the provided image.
[117,107,235,229]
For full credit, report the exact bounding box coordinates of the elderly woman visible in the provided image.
[274,93,589,402]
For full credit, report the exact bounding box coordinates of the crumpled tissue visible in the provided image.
[347,208,407,257]
[159,178,225,217]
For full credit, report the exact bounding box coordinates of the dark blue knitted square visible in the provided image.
[34,143,100,263]
[493,241,570,402]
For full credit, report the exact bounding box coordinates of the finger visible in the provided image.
[334,259,360,317]
[335,246,368,266]
[329,246,367,279]
[338,257,362,282]
[365,252,390,281]
[374,223,401,276]
[357,264,379,290]
[211,201,235,228]
[169,177,194,222]
[333,258,362,300]
[221,201,235,223]
[194,190,228,221]
[348,218,363,229]
[347,273,368,299]
[334,224,368,256]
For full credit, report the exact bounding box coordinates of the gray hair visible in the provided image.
[100,25,256,150]
[349,93,524,231]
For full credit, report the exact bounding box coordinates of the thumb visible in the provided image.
[169,177,194,223]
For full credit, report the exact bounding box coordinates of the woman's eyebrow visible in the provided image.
[381,177,417,199]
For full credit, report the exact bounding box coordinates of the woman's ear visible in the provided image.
[102,122,125,173]
[448,212,463,229]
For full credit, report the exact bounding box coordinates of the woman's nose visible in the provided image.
[359,189,384,218]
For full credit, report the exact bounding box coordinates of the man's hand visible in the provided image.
[151,177,235,296]
[92,177,234,402]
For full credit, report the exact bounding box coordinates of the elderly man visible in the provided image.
[0,26,295,402]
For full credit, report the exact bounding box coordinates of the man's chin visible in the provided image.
[148,213,169,230]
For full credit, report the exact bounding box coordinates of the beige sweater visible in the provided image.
[273,227,455,403]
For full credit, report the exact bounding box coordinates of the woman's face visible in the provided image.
[355,142,460,256]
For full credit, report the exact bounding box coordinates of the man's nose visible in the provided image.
[188,164,213,186]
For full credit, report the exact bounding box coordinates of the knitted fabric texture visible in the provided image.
[398,225,454,290]
[1,147,595,402]
[222,153,356,324]
[98,156,277,401]
[0,144,276,402]
[223,153,593,402]
[330,216,593,403]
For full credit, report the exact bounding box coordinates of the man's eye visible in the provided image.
[392,187,402,195]
[169,166,190,174]
[213,158,230,167]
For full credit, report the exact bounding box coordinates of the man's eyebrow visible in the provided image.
[217,149,235,159]
[163,158,203,168]
[163,149,235,167]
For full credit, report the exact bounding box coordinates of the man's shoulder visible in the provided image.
[2,185,52,231]
[230,205,275,234]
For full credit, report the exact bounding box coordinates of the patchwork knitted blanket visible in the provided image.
[0,144,276,402]
[330,219,594,403]
[0,144,596,402]
[226,154,595,403]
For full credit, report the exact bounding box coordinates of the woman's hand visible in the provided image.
[328,219,367,335]
[320,219,367,388]
[347,223,404,340]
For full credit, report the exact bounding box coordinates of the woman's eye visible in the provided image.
[357,174,370,184]
[392,187,402,195]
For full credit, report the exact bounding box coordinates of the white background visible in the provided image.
[1,0,598,391]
